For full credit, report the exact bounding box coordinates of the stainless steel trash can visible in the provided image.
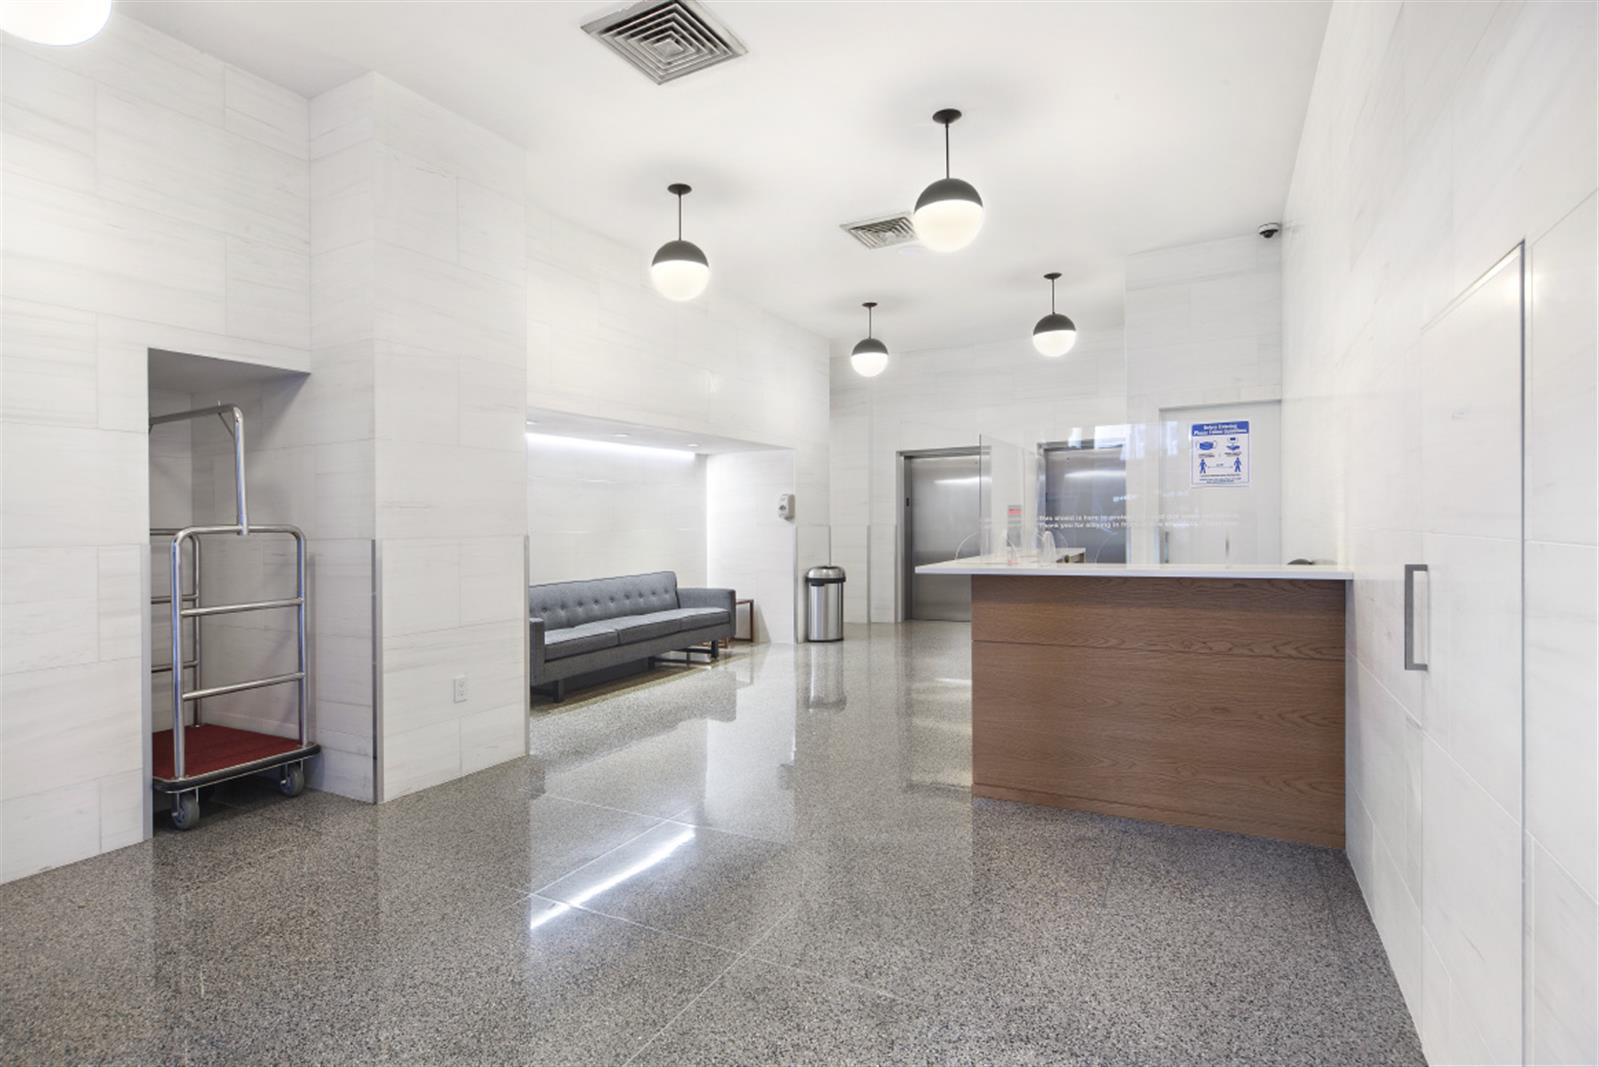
[805,565,846,642]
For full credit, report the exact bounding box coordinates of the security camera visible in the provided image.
[1257,222,1281,239]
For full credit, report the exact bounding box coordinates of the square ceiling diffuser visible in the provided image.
[582,0,748,85]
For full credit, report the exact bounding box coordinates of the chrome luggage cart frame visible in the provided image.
[149,405,318,830]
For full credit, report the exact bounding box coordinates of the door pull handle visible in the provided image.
[1404,563,1428,671]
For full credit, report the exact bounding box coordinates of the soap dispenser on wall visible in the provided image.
[777,493,796,521]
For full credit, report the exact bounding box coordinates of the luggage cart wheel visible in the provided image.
[170,792,200,831]
[278,762,306,798]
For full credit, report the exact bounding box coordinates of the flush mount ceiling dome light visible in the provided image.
[850,302,889,378]
[1032,272,1077,358]
[1,0,112,45]
[913,109,984,253]
[650,183,710,301]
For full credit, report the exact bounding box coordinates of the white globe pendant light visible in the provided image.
[1032,271,1077,357]
[913,109,984,253]
[649,183,710,302]
[850,301,889,378]
[0,0,112,45]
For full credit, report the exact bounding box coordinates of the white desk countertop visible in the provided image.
[913,557,1353,581]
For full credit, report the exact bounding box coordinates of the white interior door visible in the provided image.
[1157,400,1282,564]
[1413,247,1524,1065]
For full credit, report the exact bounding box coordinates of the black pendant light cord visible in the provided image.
[944,122,951,179]
[677,193,683,240]
[863,300,878,339]
[1050,276,1056,314]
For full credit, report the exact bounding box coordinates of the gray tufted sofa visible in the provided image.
[529,571,735,701]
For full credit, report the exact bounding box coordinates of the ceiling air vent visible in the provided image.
[841,213,919,250]
[582,0,748,85]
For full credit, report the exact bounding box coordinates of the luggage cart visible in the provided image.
[149,404,318,830]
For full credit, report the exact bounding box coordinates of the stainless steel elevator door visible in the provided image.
[1041,445,1128,564]
[905,452,980,621]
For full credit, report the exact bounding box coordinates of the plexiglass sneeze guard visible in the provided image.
[968,415,1284,568]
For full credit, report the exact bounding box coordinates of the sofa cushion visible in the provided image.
[609,612,684,643]
[544,622,621,660]
[660,607,731,632]
[529,571,680,630]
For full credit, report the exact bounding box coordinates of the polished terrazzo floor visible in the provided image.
[2,622,1422,1066]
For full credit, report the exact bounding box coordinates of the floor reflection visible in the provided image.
[1,622,1422,1066]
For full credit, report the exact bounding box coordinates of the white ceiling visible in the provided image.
[125,0,1330,353]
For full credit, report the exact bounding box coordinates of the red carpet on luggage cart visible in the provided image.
[151,724,302,781]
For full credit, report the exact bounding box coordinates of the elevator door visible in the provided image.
[905,451,980,621]
[1041,444,1128,563]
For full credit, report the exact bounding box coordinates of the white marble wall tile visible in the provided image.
[1,424,145,549]
[380,538,460,637]
[5,176,228,333]
[706,450,798,644]
[1530,840,1599,1065]
[1421,736,1522,1066]
[1525,540,1597,897]
[376,441,524,541]
[97,545,143,663]
[458,356,524,452]
[458,703,524,775]
[0,780,101,883]
[1,658,143,800]
[0,547,98,673]
[1,298,97,427]
[223,64,308,160]
[374,144,456,262]
[375,243,523,361]
[310,141,374,257]
[9,14,224,125]
[95,86,309,254]
[1449,0,1597,298]
[308,74,374,160]
[374,342,458,446]
[309,244,374,350]
[225,235,310,350]
[374,76,522,200]
[96,767,145,853]
[458,536,524,627]
[457,178,524,284]
[1421,532,1522,818]
[1,42,95,190]
[381,619,523,738]
[382,719,460,800]
[309,746,373,801]
[1283,4,1598,1053]
[1527,193,1597,546]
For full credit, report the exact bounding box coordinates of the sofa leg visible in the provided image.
[552,679,565,703]
[711,640,720,659]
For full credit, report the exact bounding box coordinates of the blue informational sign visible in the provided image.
[1190,420,1250,486]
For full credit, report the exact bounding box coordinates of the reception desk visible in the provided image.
[916,559,1352,847]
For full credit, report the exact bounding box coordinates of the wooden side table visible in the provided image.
[734,598,754,642]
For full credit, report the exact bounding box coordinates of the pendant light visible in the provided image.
[1032,272,1077,357]
[913,109,984,253]
[1,0,112,45]
[850,302,889,378]
[650,183,710,301]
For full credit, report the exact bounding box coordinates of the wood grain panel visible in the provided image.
[970,576,1346,847]
[972,575,1346,660]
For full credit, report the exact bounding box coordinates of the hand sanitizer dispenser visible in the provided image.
[777,493,795,521]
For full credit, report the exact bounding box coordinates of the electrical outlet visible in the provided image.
[452,675,468,703]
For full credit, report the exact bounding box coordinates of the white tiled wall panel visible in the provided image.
[1,15,315,881]
[527,439,708,588]
[524,201,830,642]
[1280,1,1597,1059]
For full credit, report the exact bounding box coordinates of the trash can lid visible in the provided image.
[805,565,846,582]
